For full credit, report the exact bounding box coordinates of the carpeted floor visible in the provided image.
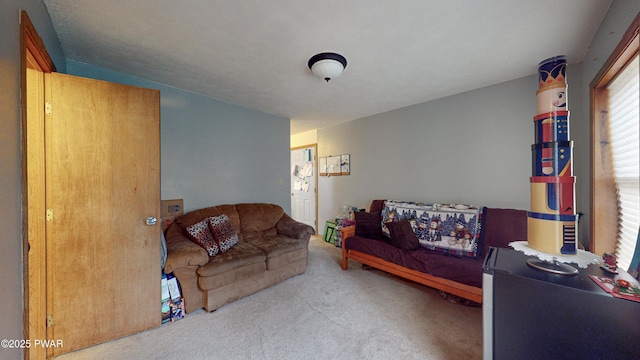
[56,237,482,359]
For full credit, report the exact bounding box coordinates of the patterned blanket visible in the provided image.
[381,200,484,258]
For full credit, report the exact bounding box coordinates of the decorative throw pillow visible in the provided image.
[208,214,239,253]
[354,211,383,239]
[185,218,219,256]
[386,219,420,250]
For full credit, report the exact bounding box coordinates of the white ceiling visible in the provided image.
[43,0,612,135]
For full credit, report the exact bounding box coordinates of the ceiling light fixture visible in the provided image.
[308,52,347,82]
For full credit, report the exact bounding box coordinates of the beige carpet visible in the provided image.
[56,237,482,360]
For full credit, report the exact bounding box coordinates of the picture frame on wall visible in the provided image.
[341,154,350,175]
[319,157,327,176]
[327,156,341,176]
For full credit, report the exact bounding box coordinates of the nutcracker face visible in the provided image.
[553,91,566,107]
[430,221,438,230]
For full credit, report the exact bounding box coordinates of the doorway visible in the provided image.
[290,144,317,232]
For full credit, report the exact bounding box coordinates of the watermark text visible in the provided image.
[1,339,64,349]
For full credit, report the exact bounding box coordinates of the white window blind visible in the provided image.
[607,54,639,270]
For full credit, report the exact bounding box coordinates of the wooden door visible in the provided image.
[290,145,317,231]
[45,72,160,356]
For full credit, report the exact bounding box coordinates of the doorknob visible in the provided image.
[145,217,158,226]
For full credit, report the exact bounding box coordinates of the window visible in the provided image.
[607,54,639,269]
[591,14,640,271]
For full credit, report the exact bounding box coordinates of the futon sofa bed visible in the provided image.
[341,200,528,303]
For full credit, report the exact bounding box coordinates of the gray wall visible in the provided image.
[317,2,640,251]
[318,74,537,224]
[1,2,65,359]
[67,61,292,213]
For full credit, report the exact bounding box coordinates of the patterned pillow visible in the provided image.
[208,214,239,253]
[185,218,219,256]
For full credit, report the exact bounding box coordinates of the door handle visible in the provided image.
[145,217,158,226]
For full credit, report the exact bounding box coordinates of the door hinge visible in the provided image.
[47,314,54,327]
[45,102,52,115]
[46,208,54,222]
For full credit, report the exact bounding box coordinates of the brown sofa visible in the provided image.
[164,203,315,313]
[342,200,527,303]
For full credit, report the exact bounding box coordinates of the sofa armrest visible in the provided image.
[163,223,210,274]
[276,213,315,239]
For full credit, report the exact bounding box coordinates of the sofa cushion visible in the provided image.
[198,261,266,290]
[266,247,308,270]
[354,211,383,239]
[236,203,284,237]
[185,218,219,256]
[344,235,407,267]
[407,248,484,288]
[386,219,420,250]
[246,234,308,270]
[197,242,266,277]
[209,214,239,253]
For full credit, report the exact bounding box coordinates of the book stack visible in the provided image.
[161,274,171,324]
[161,273,185,323]
[167,274,185,322]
